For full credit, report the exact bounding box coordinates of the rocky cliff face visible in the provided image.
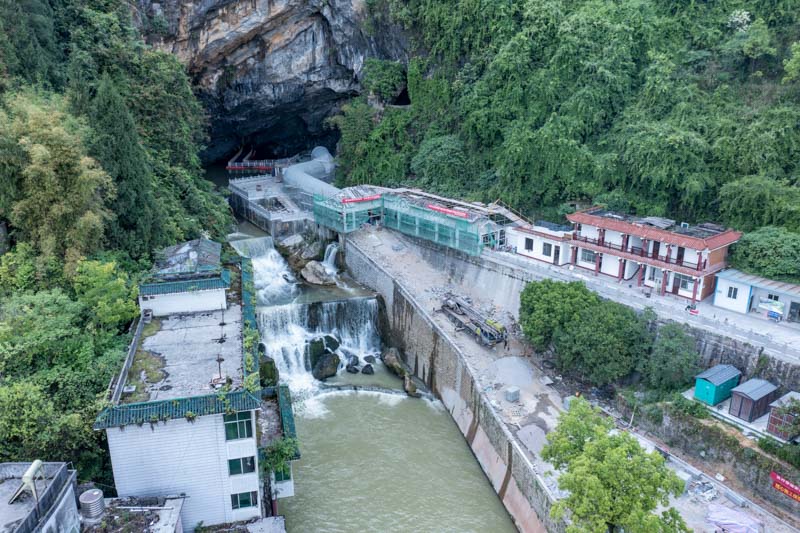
[135,0,407,161]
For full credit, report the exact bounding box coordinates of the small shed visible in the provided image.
[694,364,741,406]
[767,391,800,441]
[729,379,779,422]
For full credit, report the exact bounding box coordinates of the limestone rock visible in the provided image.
[300,260,337,285]
[361,364,374,375]
[345,364,360,374]
[381,347,405,377]
[312,352,340,381]
[134,0,409,161]
[347,355,359,367]
[404,374,420,398]
[364,355,376,364]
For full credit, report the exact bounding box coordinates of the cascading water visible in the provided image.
[230,231,515,532]
[230,236,298,304]
[321,242,339,276]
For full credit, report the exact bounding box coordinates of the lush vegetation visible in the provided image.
[542,398,688,533]
[0,0,232,486]
[329,0,800,279]
[520,280,700,389]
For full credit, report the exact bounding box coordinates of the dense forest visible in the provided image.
[0,0,231,485]
[332,0,800,282]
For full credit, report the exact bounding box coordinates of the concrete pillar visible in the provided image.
[599,228,606,246]
[661,269,669,296]
[691,277,699,304]
[641,239,649,258]
[622,234,629,253]
[594,252,602,275]
[664,244,671,263]
[637,263,644,287]
[571,246,578,265]
[617,259,625,281]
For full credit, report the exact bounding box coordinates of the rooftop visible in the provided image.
[568,207,742,250]
[716,269,800,299]
[153,239,222,280]
[0,462,74,533]
[122,306,243,404]
[732,378,778,401]
[83,497,185,533]
[770,391,800,408]
[695,364,742,386]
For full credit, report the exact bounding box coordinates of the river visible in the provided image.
[230,232,516,532]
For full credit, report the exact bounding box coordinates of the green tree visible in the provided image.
[552,300,652,385]
[719,176,800,232]
[784,42,800,83]
[89,74,164,257]
[729,227,800,283]
[72,260,138,330]
[2,92,114,270]
[362,59,406,102]
[410,134,469,193]
[519,280,599,351]
[543,398,688,533]
[644,323,699,391]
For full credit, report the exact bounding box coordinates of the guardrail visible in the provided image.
[109,316,145,404]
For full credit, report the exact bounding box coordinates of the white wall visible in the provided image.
[580,224,600,241]
[509,229,570,265]
[139,289,227,317]
[107,411,261,531]
[599,254,621,277]
[714,278,750,314]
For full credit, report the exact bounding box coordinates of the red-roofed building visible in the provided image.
[566,207,742,304]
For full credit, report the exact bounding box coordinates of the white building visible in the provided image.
[507,221,573,266]
[97,255,298,532]
[138,239,230,317]
[713,269,800,323]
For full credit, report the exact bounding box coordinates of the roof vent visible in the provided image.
[79,488,105,519]
[680,222,689,228]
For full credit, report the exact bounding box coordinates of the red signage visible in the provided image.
[341,194,381,204]
[770,471,800,502]
[427,204,470,218]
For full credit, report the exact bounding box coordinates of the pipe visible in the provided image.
[282,146,340,198]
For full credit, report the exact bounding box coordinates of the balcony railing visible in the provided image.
[572,234,705,271]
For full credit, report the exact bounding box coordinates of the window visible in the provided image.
[673,273,694,291]
[727,286,738,300]
[228,456,256,476]
[768,293,780,302]
[524,238,533,251]
[274,467,292,482]
[230,491,258,510]
[224,411,253,441]
[542,242,552,256]
[580,249,596,263]
[648,266,657,281]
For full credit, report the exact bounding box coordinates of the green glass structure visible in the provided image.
[313,194,485,256]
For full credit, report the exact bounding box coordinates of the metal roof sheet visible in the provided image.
[139,269,231,296]
[695,364,741,386]
[155,239,221,277]
[732,378,778,401]
[769,390,800,408]
[94,390,261,429]
[715,269,800,299]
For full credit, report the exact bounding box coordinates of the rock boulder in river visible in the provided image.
[361,364,374,375]
[133,0,408,161]
[300,261,337,285]
[364,355,376,364]
[345,364,359,374]
[381,347,406,377]
[404,374,420,398]
[312,352,340,381]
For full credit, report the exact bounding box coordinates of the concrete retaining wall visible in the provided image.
[344,239,563,533]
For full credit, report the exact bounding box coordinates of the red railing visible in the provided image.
[572,234,705,271]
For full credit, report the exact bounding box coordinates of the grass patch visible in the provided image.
[123,319,165,403]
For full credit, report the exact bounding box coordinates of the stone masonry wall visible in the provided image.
[344,238,563,533]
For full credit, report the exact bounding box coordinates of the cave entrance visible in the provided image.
[392,87,410,106]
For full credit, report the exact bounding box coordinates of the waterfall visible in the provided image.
[322,242,339,275]
[231,236,298,304]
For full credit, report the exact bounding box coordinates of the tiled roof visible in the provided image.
[568,208,741,250]
[696,364,741,386]
[139,269,231,296]
[716,269,800,299]
[732,378,778,401]
[94,390,261,429]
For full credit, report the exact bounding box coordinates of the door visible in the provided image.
[676,246,685,265]
[652,241,661,259]
[553,246,561,265]
[789,301,800,323]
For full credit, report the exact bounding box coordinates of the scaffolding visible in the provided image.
[313,193,485,256]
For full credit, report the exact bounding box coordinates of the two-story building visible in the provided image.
[566,207,742,304]
[96,242,297,532]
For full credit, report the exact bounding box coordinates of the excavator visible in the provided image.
[440,293,507,347]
